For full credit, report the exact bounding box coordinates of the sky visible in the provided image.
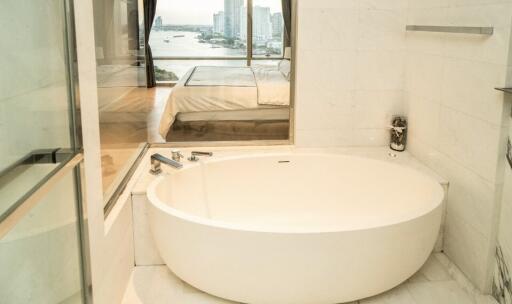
[156,0,282,25]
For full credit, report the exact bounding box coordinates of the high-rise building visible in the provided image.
[271,12,283,38]
[155,16,163,29]
[239,6,247,40]
[253,6,272,42]
[224,0,244,38]
[213,11,225,34]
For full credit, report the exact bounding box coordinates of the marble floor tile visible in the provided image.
[121,266,238,304]
[359,284,416,304]
[408,255,452,283]
[121,254,499,304]
[407,281,476,304]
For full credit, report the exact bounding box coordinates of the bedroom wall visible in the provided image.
[294,0,407,147]
[404,0,512,292]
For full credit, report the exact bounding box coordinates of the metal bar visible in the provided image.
[247,0,253,66]
[150,140,291,148]
[406,25,494,35]
[154,56,245,60]
[496,87,512,94]
[0,149,74,179]
[0,153,84,239]
[152,56,283,61]
[289,0,298,145]
[62,0,81,153]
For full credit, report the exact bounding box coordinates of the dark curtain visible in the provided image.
[144,0,157,87]
[281,0,292,47]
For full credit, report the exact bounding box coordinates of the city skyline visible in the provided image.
[155,0,282,26]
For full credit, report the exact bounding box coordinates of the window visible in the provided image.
[150,0,284,82]
[252,0,284,58]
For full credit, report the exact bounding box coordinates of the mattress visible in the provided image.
[159,65,290,138]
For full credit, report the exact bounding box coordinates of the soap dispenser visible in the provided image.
[390,116,407,152]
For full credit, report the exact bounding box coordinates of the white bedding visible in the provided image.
[186,66,256,87]
[159,65,290,138]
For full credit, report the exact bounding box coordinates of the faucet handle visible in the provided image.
[188,151,213,162]
[171,149,184,162]
[191,151,213,157]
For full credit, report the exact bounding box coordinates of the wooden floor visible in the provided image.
[99,87,170,195]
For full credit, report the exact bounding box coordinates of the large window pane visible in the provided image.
[151,0,248,58]
[252,0,284,58]
[151,0,249,81]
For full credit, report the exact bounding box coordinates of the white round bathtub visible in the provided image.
[147,153,444,304]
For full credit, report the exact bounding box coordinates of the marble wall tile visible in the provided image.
[404,0,512,293]
[492,245,512,304]
[94,196,136,304]
[444,210,493,290]
[132,194,165,266]
[296,0,512,295]
[295,0,406,147]
[494,123,512,304]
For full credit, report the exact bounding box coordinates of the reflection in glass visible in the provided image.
[0,169,85,304]
[0,0,77,220]
[92,0,148,203]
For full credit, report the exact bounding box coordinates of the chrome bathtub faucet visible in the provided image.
[188,151,213,162]
[171,149,184,162]
[150,153,183,175]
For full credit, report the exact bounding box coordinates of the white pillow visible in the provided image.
[278,59,291,80]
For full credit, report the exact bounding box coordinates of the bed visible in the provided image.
[158,61,291,139]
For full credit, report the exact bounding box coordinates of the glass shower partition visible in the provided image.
[0,0,89,303]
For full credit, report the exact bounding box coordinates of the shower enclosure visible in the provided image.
[0,0,89,303]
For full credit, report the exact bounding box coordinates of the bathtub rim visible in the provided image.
[147,152,445,234]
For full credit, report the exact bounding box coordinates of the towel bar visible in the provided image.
[406,25,493,35]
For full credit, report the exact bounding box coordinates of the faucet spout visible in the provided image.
[150,153,183,175]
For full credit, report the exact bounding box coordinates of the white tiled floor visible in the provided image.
[121,253,498,304]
